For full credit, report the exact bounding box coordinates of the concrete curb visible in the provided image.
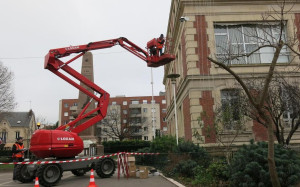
[159,173,186,187]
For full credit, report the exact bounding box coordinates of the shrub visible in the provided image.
[230,141,300,187]
[0,150,11,157]
[103,140,150,153]
[175,141,211,167]
[192,165,216,186]
[173,159,198,178]
[192,160,229,186]
[0,156,12,163]
[135,136,176,169]
[207,160,229,182]
[150,136,177,153]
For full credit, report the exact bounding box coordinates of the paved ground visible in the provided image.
[0,170,179,187]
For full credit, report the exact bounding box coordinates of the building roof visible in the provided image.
[0,110,34,127]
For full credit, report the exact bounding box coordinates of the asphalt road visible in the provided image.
[0,170,178,187]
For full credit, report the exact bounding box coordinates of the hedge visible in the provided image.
[103,140,150,153]
[0,150,11,157]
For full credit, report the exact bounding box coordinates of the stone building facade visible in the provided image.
[164,0,300,147]
[0,110,36,148]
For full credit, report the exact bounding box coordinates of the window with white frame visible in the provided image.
[221,89,241,130]
[15,131,20,139]
[64,103,68,108]
[123,101,127,105]
[112,101,117,105]
[64,112,68,116]
[162,109,167,113]
[123,110,127,114]
[281,84,299,127]
[143,108,147,113]
[132,100,139,104]
[143,100,147,104]
[214,22,288,65]
[1,130,7,143]
[162,100,166,104]
[144,136,148,141]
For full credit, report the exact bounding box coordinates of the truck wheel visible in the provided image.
[95,158,115,178]
[71,169,87,176]
[15,165,35,183]
[36,164,62,187]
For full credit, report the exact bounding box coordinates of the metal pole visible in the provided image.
[172,81,179,145]
[151,68,156,140]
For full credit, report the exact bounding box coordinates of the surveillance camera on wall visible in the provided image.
[180,16,189,22]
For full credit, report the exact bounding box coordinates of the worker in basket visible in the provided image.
[12,137,27,181]
[157,34,165,56]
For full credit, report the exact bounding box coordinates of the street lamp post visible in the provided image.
[167,74,180,145]
[151,68,156,140]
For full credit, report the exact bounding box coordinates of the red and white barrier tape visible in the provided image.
[0,152,159,165]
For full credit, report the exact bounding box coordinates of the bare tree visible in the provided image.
[239,76,300,146]
[207,2,299,186]
[99,105,150,141]
[194,92,249,164]
[0,62,16,112]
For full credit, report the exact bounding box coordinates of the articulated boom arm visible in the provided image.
[44,37,175,134]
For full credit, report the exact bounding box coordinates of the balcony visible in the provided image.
[129,107,142,117]
[70,106,77,111]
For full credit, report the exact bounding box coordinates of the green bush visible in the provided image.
[192,165,216,186]
[135,147,154,166]
[207,160,229,182]
[103,140,150,153]
[0,150,11,157]
[173,159,198,178]
[175,141,211,167]
[230,141,300,187]
[191,160,229,186]
[0,156,12,163]
[150,136,177,153]
[135,136,176,169]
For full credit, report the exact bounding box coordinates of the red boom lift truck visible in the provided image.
[14,37,175,187]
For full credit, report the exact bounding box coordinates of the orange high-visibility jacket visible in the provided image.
[157,38,165,49]
[12,143,24,158]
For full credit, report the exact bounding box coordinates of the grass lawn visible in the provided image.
[0,164,14,169]
[0,164,14,171]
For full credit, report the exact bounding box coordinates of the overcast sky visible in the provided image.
[0,0,172,124]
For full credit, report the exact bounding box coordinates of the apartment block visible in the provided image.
[58,94,167,141]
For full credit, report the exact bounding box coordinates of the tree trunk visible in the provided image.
[265,115,281,187]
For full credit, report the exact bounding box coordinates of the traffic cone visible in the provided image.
[34,177,39,187]
[87,169,98,187]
